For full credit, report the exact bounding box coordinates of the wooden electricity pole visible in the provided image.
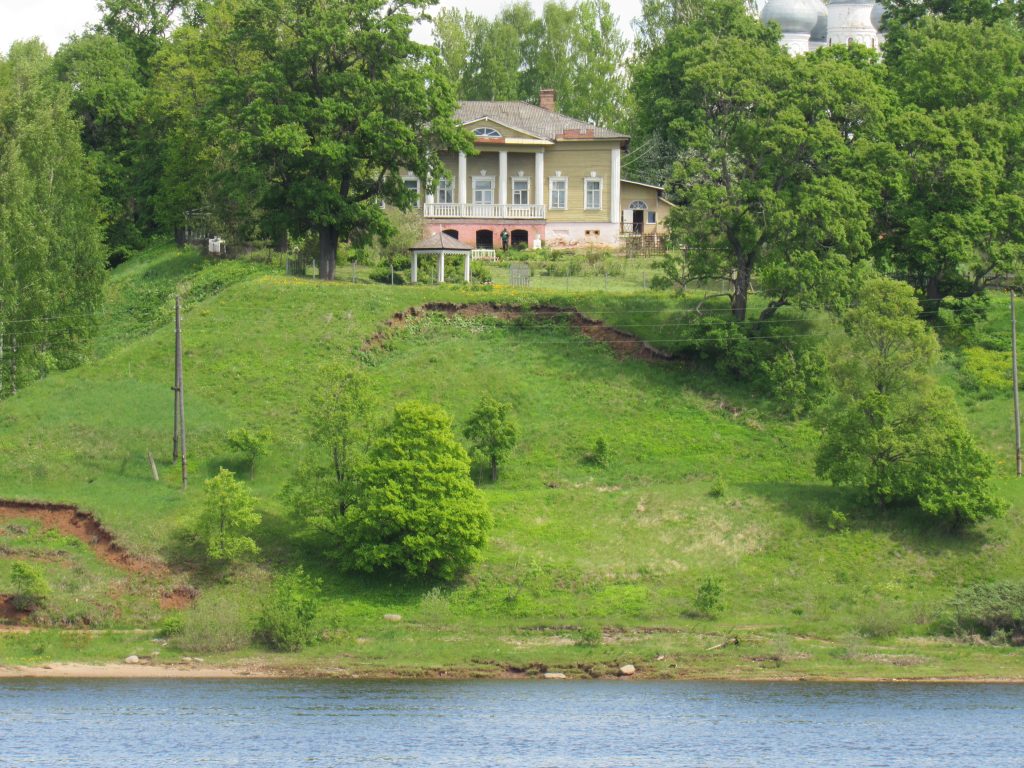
[1012,291,1022,477]
[174,296,188,489]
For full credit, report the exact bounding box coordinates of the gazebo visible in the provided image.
[408,233,474,284]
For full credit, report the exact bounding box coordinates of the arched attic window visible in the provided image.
[473,127,502,138]
[628,200,648,210]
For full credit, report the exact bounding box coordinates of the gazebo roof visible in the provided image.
[409,232,473,253]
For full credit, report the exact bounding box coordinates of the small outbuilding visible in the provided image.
[408,232,475,284]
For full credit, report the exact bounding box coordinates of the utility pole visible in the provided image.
[172,297,181,462]
[175,297,188,489]
[1012,291,1022,477]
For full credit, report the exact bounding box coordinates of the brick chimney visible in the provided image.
[539,88,557,112]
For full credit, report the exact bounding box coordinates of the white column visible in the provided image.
[499,151,508,208]
[610,146,621,226]
[411,252,418,284]
[437,251,445,283]
[534,151,545,207]
[458,152,468,205]
[464,253,471,283]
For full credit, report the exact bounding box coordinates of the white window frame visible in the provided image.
[472,176,494,205]
[436,178,454,204]
[472,127,502,138]
[584,177,603,211]
[403,176,420,208]
[511,177,530,205]
[549,177,568,210]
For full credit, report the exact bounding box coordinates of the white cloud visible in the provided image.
[0,0,639,56]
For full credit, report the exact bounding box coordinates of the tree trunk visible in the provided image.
[318,225,338,281]
[732,261,751,322]
[491,457,498,483]
[274,232,289,254]
[924,273,942,314]
[174,227,186,247]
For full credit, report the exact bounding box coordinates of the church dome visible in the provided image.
[760,0,818,35]
[809,0,829,41]
[871,3,885,29]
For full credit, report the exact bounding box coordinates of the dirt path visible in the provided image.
[362,302,675,363]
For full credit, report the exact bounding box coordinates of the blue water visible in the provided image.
[0,679,1021,766]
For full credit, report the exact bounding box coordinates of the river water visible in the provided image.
[0,679,1021,766]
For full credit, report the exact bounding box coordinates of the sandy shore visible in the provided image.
[2,662,1024,683]
[0,663,277,679]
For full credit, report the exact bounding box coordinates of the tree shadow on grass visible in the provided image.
[740,480,990,556]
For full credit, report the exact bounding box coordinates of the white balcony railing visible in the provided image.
[423,202,546,219]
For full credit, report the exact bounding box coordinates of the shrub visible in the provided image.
[193,468,261,562]
[694,576,723,618]
[157,613,185,638]
[827,509,849,532]
[958,346,1011,399]
[585,436,610,467]
[368,265,406,284]
[708,475,726,498]
[176,593,254,653]
[463,396,519,482]
[947,581,1024,638]
[10,561,50,611]
[254,567,322,652]
[339,401,491,580]
[226,426,272,479]
[575,625,603,647]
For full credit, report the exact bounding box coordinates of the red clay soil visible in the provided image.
[0,596,31,625]
[0,501,168,577]
[362,302,675,363]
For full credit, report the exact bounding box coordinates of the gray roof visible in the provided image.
[409,232,473,252]
[456,101,629,142]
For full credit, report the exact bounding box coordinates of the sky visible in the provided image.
[0,0,640,54]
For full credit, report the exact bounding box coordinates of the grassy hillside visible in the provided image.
[1,243,1022,679]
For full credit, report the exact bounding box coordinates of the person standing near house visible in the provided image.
[500,228,510,253]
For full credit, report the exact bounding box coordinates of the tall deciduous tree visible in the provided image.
[0,42,105,396]
[464,397,519,482]
[211,0,471,280]
[880,19,1024,305]
[816,276,1002,530]
[633,0,891,321]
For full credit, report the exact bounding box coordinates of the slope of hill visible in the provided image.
[0,243,1022,680]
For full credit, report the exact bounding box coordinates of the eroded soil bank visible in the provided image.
[362,302,675,363]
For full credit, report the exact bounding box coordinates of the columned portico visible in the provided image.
[610,147,621,225]
[534,151,545,206]
[457,152,468,205]
[499,151,508,206]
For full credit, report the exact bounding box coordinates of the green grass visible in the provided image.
[1,242,1023,678]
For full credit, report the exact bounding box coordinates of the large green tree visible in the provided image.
[210,0,470,280]
[0,42,105,396]
[880,19,1024,304]
[816,276,1002,530]
[633,0,892,321]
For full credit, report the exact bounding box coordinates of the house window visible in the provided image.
[647,211,656,224]
[550,177,567,210]
[512,178,530,205]
[473,178,494,205]
[584,178,602,210]
[473,127,502,138]
[404,177,420,208]
[437,179,454,204]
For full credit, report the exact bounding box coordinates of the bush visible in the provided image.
[254,567,322,652]
[575,625,603,647]
[585,436,610,468]
[694,576,724,618]
[176,592,254,653]
[947,581,1024,638]
[368,265,407,284]
[10,561,50,611]
[193,468,261,562]
[958,346,1012,399]
[226,426,272,479]
[157,613,185,638]
[463,396,519,482]
[708,475,726,498]
[339,401,491,580]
